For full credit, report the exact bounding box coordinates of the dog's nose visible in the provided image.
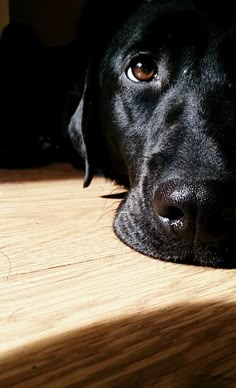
[154,180,235,243]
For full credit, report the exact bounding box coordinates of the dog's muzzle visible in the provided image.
[154,180,236,245]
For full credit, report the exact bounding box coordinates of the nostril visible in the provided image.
[154,180,198,241]
[158,205,184,222]
[165,206,184,222]
[154,179,236,243]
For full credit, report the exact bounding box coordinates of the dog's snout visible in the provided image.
[154,180,236,243]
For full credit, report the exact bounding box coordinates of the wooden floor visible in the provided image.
[0,164,235,387]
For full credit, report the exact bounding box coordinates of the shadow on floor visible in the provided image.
[1,301,236,386]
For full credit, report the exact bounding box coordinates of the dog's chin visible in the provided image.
[113,201,235,269]
[156,246,235,269]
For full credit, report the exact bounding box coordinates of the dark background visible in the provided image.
[2,0,85,45]
[0,0,86,167]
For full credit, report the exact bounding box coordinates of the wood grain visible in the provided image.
[0,164,235,386]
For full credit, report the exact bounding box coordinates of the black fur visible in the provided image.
[1,1,236,268]
[69,0,236,268]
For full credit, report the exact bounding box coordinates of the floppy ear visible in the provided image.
[68,69,94,188]
[68,2,101,188]
[68,0,145,187]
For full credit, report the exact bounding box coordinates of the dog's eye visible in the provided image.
[126,55,159,83]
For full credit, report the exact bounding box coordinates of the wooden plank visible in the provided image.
[0,164,235,386]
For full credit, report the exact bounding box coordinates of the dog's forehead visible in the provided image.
[105,1,205,58]
[104,0,235,55]
[97,0,236,88]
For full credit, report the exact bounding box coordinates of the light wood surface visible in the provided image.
[0,164,235,387]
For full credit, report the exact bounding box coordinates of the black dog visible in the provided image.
[69,0,236,268]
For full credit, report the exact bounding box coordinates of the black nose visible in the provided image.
[154,180,236,243]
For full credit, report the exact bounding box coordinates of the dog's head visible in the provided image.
[69,0,236,268]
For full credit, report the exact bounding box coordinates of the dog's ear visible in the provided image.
[68,68,95,188]
[68,2,103,188]
[68,0,145,187]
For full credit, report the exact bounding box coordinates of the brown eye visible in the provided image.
[126,54,159,83]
